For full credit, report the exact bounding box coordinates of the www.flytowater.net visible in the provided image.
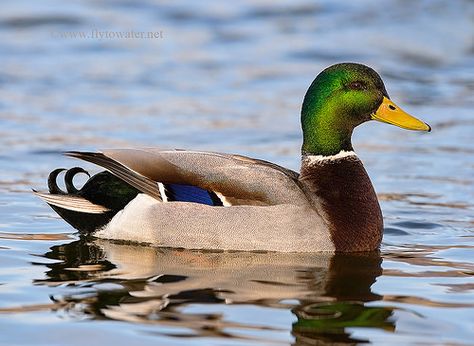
[51,30,164,39]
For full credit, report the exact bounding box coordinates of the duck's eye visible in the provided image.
[348,81,366,90]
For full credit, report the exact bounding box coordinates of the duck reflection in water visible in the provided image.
[35,238,395,344]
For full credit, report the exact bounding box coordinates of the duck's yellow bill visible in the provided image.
[372,97,431,132]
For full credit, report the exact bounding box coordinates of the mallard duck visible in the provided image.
[36,63,430,252]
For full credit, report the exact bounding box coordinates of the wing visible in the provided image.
[66,149,308,206]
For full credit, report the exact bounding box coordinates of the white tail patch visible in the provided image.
[34,191,110,214]
[303,151,357,164]
[97,193,160,240]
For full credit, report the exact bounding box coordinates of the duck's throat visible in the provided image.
[299,154,383,252]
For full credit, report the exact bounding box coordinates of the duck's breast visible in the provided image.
[299,154,383,252]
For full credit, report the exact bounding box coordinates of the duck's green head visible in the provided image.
[301,63,430,156]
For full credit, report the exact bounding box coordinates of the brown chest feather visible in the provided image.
[300,157,383,252]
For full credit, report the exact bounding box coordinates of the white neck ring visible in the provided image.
[303,150,357,164]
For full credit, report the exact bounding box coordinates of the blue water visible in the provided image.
[0,1,473,345]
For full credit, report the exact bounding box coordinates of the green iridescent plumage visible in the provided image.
[301,63,388,156]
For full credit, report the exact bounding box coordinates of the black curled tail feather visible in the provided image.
[64,167,90,193]
[42,167,140,233]
[48,168,67,194]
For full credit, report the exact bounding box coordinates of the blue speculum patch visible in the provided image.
[165,183,222,206]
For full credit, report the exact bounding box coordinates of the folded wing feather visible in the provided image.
[67,149,308,206]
